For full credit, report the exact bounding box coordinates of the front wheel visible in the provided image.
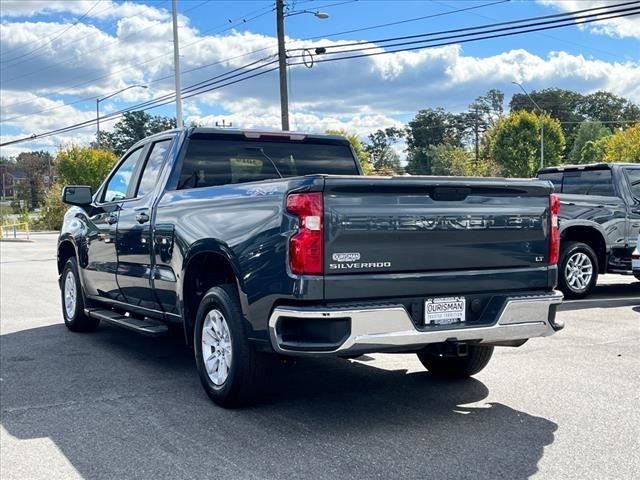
[61,257,100,332]
[194,285,265,408]
[417,345,494,378]
[558,241,598,299]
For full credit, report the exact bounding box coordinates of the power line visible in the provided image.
[0,2,274,88]
[433,0,628,61]
[302,0,510,40]
[0,0,102,64]
[285,6,640,61]
[288,0,640,52]
[0,0,508,115]
[0,66,280,147]
[3,4,637,147]
[1,56,281,146]
[1,51,279,123]
[0,1,172,72]
[0,3,273,117]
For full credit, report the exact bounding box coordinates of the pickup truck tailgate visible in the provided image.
[324,176,552,278]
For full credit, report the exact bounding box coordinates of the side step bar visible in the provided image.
[85,308,168,337]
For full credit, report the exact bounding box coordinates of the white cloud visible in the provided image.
[538,0,640,39]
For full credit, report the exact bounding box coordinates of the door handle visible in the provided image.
[106,213,118,225]
[135,212,150,224]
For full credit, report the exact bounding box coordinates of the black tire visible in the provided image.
[60,257,100,332]
[417,345,494,378]
[194,285,265,408]
[558,241,598,299]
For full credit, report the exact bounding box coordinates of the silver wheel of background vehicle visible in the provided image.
[201,309,233,386]
[565,252,593,291]
[64,271,77,319]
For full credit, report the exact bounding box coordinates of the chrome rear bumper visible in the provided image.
[268,291,564,355]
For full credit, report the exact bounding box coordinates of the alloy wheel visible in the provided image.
[201,309,233,386]
[565,252,593,292]
[64,271,77,319]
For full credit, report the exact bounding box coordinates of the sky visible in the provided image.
[0,0,639,158]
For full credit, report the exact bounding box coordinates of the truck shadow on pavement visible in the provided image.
[1,323,557,480]
[559,280,640,311]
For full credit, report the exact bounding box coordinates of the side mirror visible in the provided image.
[62,185,93,206]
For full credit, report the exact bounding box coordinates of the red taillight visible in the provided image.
[549,193,561,265]
[286,192,323,275]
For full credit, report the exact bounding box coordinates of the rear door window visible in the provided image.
[562,169,615,196]
[625,168,640,199]
[136,139,171,197]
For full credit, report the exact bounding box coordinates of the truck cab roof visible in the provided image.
[147,127,350,144]
[538,162,639,174]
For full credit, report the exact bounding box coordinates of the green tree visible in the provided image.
[492,110,565,178]
[509,88,583,152]
[325,129,373,174]
[56,146,118,189]
[429,144,499,177]
[406,108,464,174]
[603,123,640,162]
[569,121,611,163]
[464,89,504,162]
[101,111,176,156]
[364,128,404,174]
[510,88,640,157]
[38,146,118,230]
[578,91,640,124]
[15,151,53,210]
[580,137,608,164]
[35,183,65,230]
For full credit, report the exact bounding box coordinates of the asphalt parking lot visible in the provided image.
[1,234,638,480]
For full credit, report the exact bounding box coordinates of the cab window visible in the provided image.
[102,147,144,203]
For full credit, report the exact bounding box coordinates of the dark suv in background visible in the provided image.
[537,163,640,298]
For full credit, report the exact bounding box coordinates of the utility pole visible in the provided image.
[276,0,289,131]
[96,99,100,147]
[473,106,480,164]
[540,119,544,170]
[172,0,184,128]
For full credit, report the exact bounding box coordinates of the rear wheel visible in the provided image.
[61,257,100,332]
[417,345,494,378]
[558,241,598,299]
[194,285,265,408]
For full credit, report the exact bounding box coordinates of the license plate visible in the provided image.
[425,297,466,325]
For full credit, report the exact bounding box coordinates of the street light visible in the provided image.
[96,84,148,147]
[287,10,330,19]
[276,0,329,131]
[512,81,545,169]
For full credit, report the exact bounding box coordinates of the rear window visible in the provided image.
[538,172,563,191]
[178,137,359,189]
[560,169,615,196]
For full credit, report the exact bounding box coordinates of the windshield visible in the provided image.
[178,136,359,190]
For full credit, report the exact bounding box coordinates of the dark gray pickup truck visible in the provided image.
[58,128,563,407]
[538,163,640,298]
